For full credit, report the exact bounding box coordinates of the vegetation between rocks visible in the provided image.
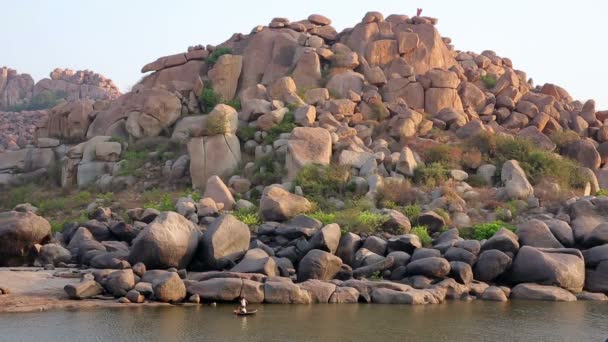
[8,90,67,112]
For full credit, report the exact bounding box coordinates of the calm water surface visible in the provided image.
[1,301,607,342]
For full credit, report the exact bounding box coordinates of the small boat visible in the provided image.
[233,309,257,316]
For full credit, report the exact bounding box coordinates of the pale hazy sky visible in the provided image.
[2,0,606,109]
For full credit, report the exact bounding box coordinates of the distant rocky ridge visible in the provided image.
[0,67,120,110]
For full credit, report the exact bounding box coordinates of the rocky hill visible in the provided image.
[1,67,121,111]
[0,12,607,305]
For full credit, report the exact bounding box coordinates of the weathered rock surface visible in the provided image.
[129,212,200,269]
[0,211,51,266]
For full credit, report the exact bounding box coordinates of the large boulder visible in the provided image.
[64,280,104,300]
[336,232,362,267]
[188,134,241,189]
[501,160,534,200]
[564,139,601,171]
[285,127,332,181]
[37,243,71,266]
[152,272,186,303]
[404,257,450,278]
[0,148,55,174]
[66,227,106,264]
[128,212,200,269]
[325,70,364,98]
[0,211,51,266]
[387,234,421,254]
[259,186,312,221]
[140,60,205,92]
[516,220,563,248]
[208,54,243,101]
[264,281,311,304]
[188,278,264,303]
[88,87,182,138]
[196,214,251,270]
[299,279,336,303]
[510,246,585,292]
[230,248,277,276]
[585,261,608,293]
[481,228,519,255]
[43,99,95,141]
[102,269,135,297]
[473,249,512,282]
[304,223,341,254]
[511,283,576,302]
[297,249,343,282]
[203,175,235,210]
[568,198,608,244]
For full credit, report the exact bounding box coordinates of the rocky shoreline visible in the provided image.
[1,198,607,311]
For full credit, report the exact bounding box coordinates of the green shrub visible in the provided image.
[9,90,67,111]
[295,163,350,210]
[109,135,126,145]
[263,112,297,145]
[357,211,388,230]
[199,86,221,113]
[117,149,148,176]
[370,271,383,281]
[180,188,201,202]
[403,204,422,223]
[467,174,489,187]
[224,98,241,111]
[142,189,174,211]
[414,162,450,188]
[237,126,257,142]
[549,130,580,150]
[233,207,261,226]
[480,74,497,89]
[471,132,587,190]
[253,155,284,186]
[596,189,608,197]
[495,207,512,221]
[206,47,232,67]
[0,184,37,209]
[308,211,336,225]
[423,144,463,167]
[381,200,399,210]
[49,213,89,233]
[411,226,432,246]
[336,210,388,234]
[434,208,451,226]
[464,221,517,240]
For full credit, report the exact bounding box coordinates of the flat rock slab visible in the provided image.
[0,268,174,313]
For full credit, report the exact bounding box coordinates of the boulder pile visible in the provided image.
[1,11,608,306]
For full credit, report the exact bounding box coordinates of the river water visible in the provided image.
[1,301,607,342]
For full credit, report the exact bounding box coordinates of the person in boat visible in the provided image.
[238,297,248,314]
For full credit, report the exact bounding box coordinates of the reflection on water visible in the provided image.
[1,301,607,342]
